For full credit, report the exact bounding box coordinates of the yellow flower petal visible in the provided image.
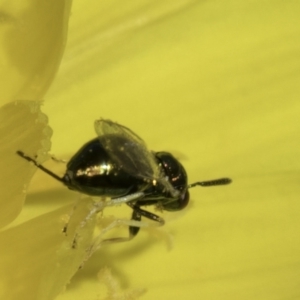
[0,101,52,228]
[0,198,97,300]
[0,0,72,103]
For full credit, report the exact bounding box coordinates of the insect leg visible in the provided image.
[106,192,145,206]
[86,207,165,256]
[68,193,146,248]
[127,203,165,238]
[128,209,141,237]
[83,217,153,262]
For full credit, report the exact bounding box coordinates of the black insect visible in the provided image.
[17,119,231,239]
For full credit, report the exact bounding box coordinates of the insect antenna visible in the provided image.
[188,178,231,189]
[16,151,65,183]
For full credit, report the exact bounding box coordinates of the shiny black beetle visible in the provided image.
[17,119,231,238]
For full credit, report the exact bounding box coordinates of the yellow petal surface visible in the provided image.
[0,101,52,228]
[0,198,97,300]
[5,1,300,300]
[0,0,72,103]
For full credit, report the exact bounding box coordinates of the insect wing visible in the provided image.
[94,119,159,181]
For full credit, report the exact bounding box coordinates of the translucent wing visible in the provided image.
[94,119,160,181]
